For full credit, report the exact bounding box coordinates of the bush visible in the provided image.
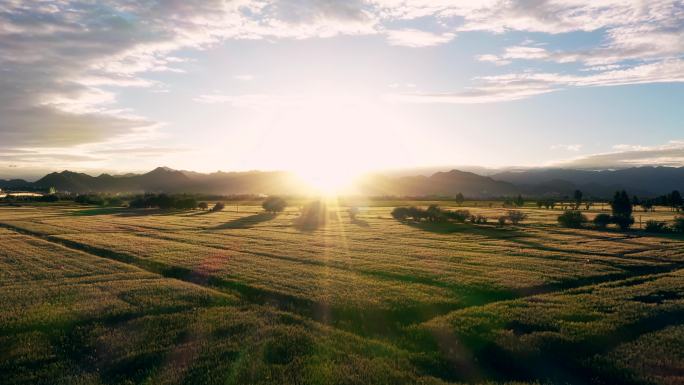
[75,194,105,205]
[673,216,684,233]
[211,202,225,212]
[593,213,612,229]
[39,194,59,202]
[262,196,287,214]
[348,207,360,220]
[612,215,634,231]
[446,209,470,223]
[507,210,527,225]
[391,207,409,221]
[497,216,507,226]
[198,202,208,210]
[557,210,587,228]
[475,215,487,224]
[406,206,425,221]
[425,205,445,222]
[644,220,669,233]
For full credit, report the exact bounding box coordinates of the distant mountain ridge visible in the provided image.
[1,166,682,197]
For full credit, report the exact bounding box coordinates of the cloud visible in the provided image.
[193,93,308,109]
[0,0,381,152]
[555,140,684,168]
[385,28,455,47]
[551,144,583,152]
[391,58,684,104]
[1,0,683,157]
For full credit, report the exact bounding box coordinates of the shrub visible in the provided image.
[406,206,425,221]
[475,215,487,224]
[447,209,470,223]
[391,207,409,221]
[593,213,612,229]
[644,220,669,233]
[198,202,208,210]
[673,216,684,233]
[497,216,507,226]
[348,206,360,220]
[507,210,527,225]
[557,210,587,228]
[425,204,445,222]
[262,196,287,214]
[75,194,105,205]
[211,202,225,212]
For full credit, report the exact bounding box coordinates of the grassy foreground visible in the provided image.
[1,202,683,384]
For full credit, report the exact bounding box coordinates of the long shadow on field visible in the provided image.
[210,212,275,230]
[351,218,370,227]
[404,221,526,240]
[71,207,191,217]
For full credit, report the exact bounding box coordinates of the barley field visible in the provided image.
[1,202,683,385]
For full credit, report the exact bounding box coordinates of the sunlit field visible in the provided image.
[1,201,683,385]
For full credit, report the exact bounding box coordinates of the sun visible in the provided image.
[296,165,358,195]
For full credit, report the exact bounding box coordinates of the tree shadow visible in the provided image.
[351,218,370,227]
[293,216,325,232]
[210,212,275,230]
[403,220,525,239]
[72,207,204,217]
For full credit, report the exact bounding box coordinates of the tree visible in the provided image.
[631,195,640,206]
[348,206,360,220]
[514,194,525,207]
[391,207,409,221]
[640,200,653,212]
[425,204,445,222]
[612,215,635,231]
[611,190,633,218]
[557,210,587,228]
[593,213,611,229]
[262,196,287,214]
[507,210,527,225]
[174,197,198,210]
[211,202,225,212]
[455,192,465,205]
[446,209,470,223]
[610,190,634,230]
[584,201,593,210]
[670,190,683,211]
[406,206,425,221]
[198,202,208,210]
[644,221,669,233]
[497,216,507,226]
[573,190,583,210]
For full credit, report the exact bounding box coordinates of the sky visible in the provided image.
[1,0,683,180]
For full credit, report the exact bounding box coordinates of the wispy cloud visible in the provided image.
[551,144,583,152]
[555,140,684,168]
[391,58,684,104]
[385,28,455,47]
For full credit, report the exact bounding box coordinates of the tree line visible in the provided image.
[557,190,684,233]
[391,205,528,226]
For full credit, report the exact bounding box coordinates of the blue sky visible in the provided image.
[1,1,683,179]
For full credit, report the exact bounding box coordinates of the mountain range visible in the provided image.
[1,166,682,198]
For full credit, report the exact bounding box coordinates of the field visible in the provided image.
[1,201,683,385]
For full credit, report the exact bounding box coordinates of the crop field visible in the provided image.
[1,202,683,384]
